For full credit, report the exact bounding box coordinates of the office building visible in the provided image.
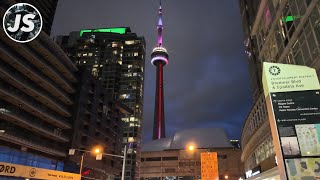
[140,128,244,180]
[239,0,320,179]
[0,0,78,177]
[56,27,146,180]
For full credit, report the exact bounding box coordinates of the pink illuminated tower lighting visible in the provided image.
[151,0,169,140]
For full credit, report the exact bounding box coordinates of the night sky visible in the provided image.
[51,0,252,143]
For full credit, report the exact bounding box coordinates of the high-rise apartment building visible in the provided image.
[65,68,133,179]
[239,0,320,179]
[56,27,146,180]
[0,0,78,175]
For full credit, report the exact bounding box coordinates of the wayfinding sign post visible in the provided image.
[262,62,320,179]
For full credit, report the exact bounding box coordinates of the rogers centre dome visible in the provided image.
[142,128,233,152]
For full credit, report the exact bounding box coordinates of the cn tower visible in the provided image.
[151,0,169,140]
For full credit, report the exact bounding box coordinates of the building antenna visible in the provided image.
[157,0,163,47]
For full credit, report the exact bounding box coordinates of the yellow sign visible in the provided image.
[262,62,320,97]
[200,152,219,180]
[0,162,81,180]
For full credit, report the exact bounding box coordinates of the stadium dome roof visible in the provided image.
[142,128,233,152]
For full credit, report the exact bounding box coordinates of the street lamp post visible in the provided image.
[79,152,86,175]
[187,145,197,180]
[121,145,127,180]
[69,145,127,180]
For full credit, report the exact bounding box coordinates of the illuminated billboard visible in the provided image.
[200,152,219,180]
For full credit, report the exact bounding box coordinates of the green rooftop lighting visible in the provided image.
[285,16,294,22]
[80,28,127,36]
[281,15,301,22]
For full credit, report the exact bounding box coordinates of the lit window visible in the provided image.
[133,73,137,76]
[112,43,118,47]
[118,61,122,65]
[120,94,130,99]
[128,137,135,142]
[88,53,93,56]
[125,40,135,45]
[83,61,86,63]
[129,123,135,127]
[0,108,10,113]
[92,68,98,77]
[83,53,88,56]
[120,94,127,99]
[134,52,139,56]
[128,65,132,68]
[113,50,118,55]
[130,117,135,121]
[122,118,129,122]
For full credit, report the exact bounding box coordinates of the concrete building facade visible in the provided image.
[140,128,244,180]
[0,0,79,177]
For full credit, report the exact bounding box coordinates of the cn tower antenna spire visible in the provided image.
[151,0,169,140]
[157,0,163,47]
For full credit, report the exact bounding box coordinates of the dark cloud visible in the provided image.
[52,0,252,144]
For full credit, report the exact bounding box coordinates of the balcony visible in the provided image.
[0,83,71,129]
[5,41,75,93]
[0,28,77,83]
[0,61,71,117]
[0,130,66,157]
[0,105,69,142]
[0,40,72,105]
[32,32,78,82]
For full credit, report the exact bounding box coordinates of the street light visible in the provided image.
[188,145,195,151]
[69,145,127,180]
[186,144,197,180]
[94,148,100,154]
